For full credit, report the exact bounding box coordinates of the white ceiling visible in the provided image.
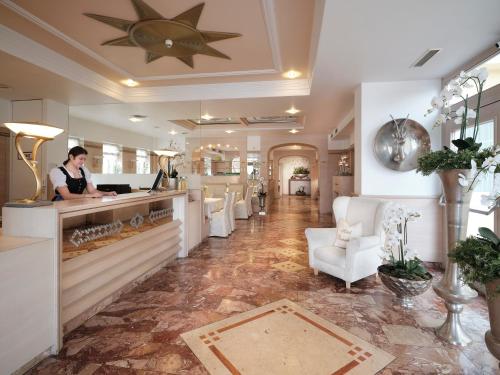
[305,0,500,133]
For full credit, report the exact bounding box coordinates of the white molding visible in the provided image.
[261,0,283,72]
[1,0,283,80]
[140,69,279,81]
[0,0,132,78]
[0,24,125,101]
[125,79,311,102]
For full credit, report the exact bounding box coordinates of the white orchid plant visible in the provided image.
[417,67,500,201]
[380,204,430,280]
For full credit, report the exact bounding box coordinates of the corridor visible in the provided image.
[30,197,493,374]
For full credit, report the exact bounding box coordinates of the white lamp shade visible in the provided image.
[154,149,179,157]
[4,122,64,139]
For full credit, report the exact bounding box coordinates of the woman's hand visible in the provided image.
[105,191,118,196]
[86,192,103,198]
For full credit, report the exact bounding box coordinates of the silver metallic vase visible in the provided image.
[433,169,478,346]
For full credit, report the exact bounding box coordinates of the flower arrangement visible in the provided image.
[293,166,310,175]
[450,227,500,287]
[417,67,499,197]
[379,203,431,281]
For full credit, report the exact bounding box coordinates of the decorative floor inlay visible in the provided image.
[277,247,304,257]
[182,299,394,375]
[271,261,306,273]
[279,238,303,246]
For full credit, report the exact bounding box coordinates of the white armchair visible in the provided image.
[305,196,389,289]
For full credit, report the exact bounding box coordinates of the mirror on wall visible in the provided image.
[67,101,202,189]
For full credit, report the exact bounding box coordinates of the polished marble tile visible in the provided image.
[27,196,497,375]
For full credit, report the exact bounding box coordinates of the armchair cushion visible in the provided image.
[334,219,362,248]
[314,246,346,268]
[347,235,381,252]
[305,228,338,252]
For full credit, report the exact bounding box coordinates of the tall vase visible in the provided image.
[485,280,500,362]
[433,169,478,346]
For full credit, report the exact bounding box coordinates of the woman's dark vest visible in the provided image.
[52,167,87,201]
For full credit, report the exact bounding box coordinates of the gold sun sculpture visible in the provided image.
[84,0,241,68]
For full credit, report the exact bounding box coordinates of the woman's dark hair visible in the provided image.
[64,146,88,165]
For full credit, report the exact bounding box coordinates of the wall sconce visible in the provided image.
[4,122,64,206]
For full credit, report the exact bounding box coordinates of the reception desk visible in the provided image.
[2,191,188,348]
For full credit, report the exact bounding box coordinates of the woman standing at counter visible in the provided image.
[49,146,116,201]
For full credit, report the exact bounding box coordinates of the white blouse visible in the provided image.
[49,165,92,191]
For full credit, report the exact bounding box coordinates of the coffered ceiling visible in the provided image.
[1,0,314,85]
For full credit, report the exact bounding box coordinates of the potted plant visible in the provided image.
[293,166,310,178]
[378,203,433,308]
[450,227,500,362]
[416,67,499,345]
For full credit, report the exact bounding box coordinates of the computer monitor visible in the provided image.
[149,170,163,192]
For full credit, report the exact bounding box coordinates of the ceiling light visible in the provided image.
[121,78,139,87]
[225,144,230,148]
[129,115,147,122]
[217,143,221,147]
[289,129,299,134]
[208,144,213,148]
[235,146,238,150]
[201,113,213,121]
[225,129,234,134]
[200,146,204,150]
[169,130,178,135]
[283,70,301,79]
[286,106,300,115]
[186,142,190,145]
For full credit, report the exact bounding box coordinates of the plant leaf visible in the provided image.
[479,227,499,247]
[452,139,471,150]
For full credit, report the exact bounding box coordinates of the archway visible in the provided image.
[267,143,319,201]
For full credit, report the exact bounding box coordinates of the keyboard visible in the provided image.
[110,192,151,200]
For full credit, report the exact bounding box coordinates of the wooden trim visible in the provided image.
[443,47,500,85]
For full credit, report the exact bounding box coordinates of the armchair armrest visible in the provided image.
[346,235,380,253]
[305,228,337,250]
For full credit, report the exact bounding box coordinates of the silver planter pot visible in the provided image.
[378,267,433,309]
[434,169,478,346]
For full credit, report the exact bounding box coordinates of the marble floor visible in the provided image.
[29,196,497,374]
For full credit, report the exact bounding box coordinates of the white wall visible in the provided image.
[354,80,445,262]
[356,80,442,196]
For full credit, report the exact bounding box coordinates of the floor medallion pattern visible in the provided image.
[182,299,394,375]
[271,260,306,273]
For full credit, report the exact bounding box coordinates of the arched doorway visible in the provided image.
[267,143,319,201]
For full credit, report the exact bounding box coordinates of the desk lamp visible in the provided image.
[4,122,64,206]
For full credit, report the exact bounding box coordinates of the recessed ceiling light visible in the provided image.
[217,143,221,147]
[208,144,213,148]
[186,142,190,145]
[121,78,139,87]
[283,70,301,79]
[200,146,204,150]
[289,129,299,134]
[169,130,178,135]
[201,113,213,121]
[129,115,147,122]
[235,146,238,150]
[286,106,300,115]
[225,130,234,134]
[225,144,230,148]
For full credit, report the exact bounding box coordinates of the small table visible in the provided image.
[204,197,224,217]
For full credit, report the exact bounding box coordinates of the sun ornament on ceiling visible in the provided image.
[84,0,241,68]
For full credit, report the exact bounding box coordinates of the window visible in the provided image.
[451,120,495,236]
[247,153,260,179]
[136,149,150,174]
[231,157,241,174]
[68,137,82,150]
[204,156,212,176]
[102,144,122,174]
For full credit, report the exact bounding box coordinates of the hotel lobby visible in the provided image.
[0,1,499,374]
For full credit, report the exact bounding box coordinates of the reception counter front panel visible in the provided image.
[2,191,187,345]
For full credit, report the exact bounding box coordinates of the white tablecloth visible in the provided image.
[204,197,224,217]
